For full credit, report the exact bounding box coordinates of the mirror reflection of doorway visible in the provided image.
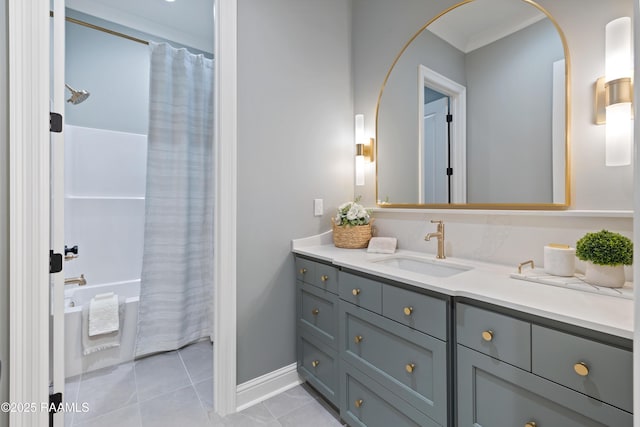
[418,65,467,204]
[423,89,450,203]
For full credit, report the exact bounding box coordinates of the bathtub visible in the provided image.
[64,279,140,378]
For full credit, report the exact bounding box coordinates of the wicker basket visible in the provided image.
[332,218,373,249]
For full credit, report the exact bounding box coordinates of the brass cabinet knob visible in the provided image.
[299,268,307,275]
[312,360,320,368]
[354,335,364,344]
[482,330,494,342]
[403,306,413,316]
[525,422,537,427]
[352,288,361,296]
[405,363,416,373]
[354,399,364,408]
[320,275,329,282]
[311,308,319,316]
[574,362,589,377]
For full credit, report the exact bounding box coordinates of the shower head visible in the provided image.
[65,83,90,105]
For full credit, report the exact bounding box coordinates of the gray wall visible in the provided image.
[237,0,353,383]
[376,27,464,203]
[466,19,563,203]
[65,10,213,133]
[0,0,8,425]
[353,0,462,203]
[65,11,151,133]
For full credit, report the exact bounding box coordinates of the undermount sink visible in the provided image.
[373,255,472,278]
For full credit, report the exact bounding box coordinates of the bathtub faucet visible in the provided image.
[65,274,87,286]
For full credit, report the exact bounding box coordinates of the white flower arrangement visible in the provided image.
[334,197,371,227]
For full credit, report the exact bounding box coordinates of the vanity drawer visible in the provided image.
[340,302,447,425]
[382,284,447,341]
[531,324,633,413]
[339,272,382,313]
[315,263,338,294]
[457,344,632,427]
[295,257,338,294]
[456,303,531,370]
[295,257,315,283]
[298,333,338,406]
[340,362,440,427]
[297,282,337,349]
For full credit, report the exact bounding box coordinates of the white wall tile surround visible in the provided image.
[371,209,633,280]
[64,125,147,286]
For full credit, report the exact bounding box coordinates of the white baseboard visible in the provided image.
[235,363,302,412]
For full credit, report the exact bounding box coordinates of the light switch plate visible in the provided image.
[314,199,323,216]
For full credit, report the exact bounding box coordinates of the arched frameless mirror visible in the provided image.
[375,0,570,209]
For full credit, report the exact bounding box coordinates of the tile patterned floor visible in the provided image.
[64,341,344,427]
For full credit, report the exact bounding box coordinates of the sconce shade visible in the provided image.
[604,17,633,166]
[606,102,632,166]
[355,114,365,145]
[605,17,632,82]
[355,154,365,186]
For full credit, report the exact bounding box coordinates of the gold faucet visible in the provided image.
[65,274,87,286]
[425,220,446,259]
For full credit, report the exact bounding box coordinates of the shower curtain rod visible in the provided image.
[50,11,149,46]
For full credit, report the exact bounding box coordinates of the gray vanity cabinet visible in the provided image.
[531,324,633,413]
[339,302,447,425]
[456,303,633,426]
[338,271,450,427]
[295,255,632,427]
[341,361,440,427]
[296,257,340,406]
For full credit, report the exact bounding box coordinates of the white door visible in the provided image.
[422,97,449,204]
[50,1,66,425]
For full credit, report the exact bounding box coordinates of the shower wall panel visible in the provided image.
[64,125,147,287]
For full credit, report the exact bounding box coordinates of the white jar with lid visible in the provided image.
[543,244,576,277]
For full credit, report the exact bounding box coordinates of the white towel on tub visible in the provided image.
[82,301,124,355]
[89,292,119,336]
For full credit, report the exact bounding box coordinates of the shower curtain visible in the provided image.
[135,42,214,356]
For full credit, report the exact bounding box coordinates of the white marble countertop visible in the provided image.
[292,232,633,340]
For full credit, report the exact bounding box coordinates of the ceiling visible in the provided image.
[65,0,214,53]
[428,0,546,53]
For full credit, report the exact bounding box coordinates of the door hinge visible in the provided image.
[50,250,63,274]
[49,392,63,413]
[446,114,453,123]
[50,112,63,133]
[446,167,453,176]
[49,391,63,427]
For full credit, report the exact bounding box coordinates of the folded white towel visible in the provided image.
[82,302,123,355]
[367,237,398,254]
[88,292,119,336]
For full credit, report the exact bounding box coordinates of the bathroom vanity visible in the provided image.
[293,243,633,427]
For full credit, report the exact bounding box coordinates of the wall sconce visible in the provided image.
[595,17,633,166]
[355,114,374,186]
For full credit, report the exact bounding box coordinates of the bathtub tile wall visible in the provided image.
[64,125,147,198]
[64,199,146,284]
[63,125,147,286]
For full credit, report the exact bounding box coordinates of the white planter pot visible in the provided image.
[584,261,626,288]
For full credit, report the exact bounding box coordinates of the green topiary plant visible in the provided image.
[576,230,633,266]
